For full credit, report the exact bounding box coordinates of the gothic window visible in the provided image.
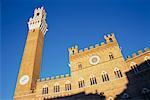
[78,78,85,88]
[90,75,97,85]
[114,68,123,78]
[54,83,60,93]
[130,62,139,74]
[65,81,71,91]
[102,71,109,82]
[78,63,82,70]
[42,85,48,94]
[142,88,150,100]
[109,52,114,60]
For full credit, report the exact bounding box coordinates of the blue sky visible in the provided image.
[1,0,150,99]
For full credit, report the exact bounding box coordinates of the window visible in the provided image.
[109,52,114,60]
[65,81,71,91]
[54,83,60,93]
[78,63,82,70]
[109,38,113,42]
[42,85,48,94]
[102,71,109,82]
[90,75,97,85]
[130,62,139,74]
[78,78,85,88]
[114,68,123,78]
[37,12,40,16]
[72,50,75,55]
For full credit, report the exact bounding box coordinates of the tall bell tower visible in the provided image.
[14,7,47,99]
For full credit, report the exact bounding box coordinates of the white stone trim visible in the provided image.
[28,7,48,35]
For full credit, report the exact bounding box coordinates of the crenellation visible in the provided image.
[84,48,88,51]
[68,45,79,56]
[56,76,60,79]
[68,33,118,59]
[132,53,137,57]
[126,56,131,60]
[95,44,99,47]
[37,74,71,83]
[41,78,46,81]
[104,33,116,43]
[28,6,47,35]
[125,48,149,61]
[101,42,105,45]
[89,46,94,49]
[51,77,55,80]
[75,45,78,49]
[79,49,83,53]
[144,47,149,52]
[46,77,50,81]
[107,34,111,37]
[60,75,65,78]
[138,50,143,55]
[65,74,70,77]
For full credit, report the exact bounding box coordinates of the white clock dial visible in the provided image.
[89,55,100,65]
[19,75,29,85]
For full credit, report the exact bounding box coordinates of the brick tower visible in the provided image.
[14,7,47,99]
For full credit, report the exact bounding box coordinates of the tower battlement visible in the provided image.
[28,7,48,35]
[68,33,118,59]
[125,47,150,61]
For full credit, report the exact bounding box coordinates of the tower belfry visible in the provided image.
[14,7,47,99]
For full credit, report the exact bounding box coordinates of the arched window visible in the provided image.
[114,68,123,78]
[65,81,71,91]
[78,63,82,70]
[54,83,60,93]
[42,84,48,94]
[109,38,113,42]
[109,52,114,60]
[78,78,85,88]
[102,71,109,82]
[90,75,97,85]
[72,50,75,55]
[130,62,139,74]
[142,88,150,100]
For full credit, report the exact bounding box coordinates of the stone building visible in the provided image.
[14,7,150,100]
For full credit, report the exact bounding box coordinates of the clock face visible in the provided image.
[19,75,29,85]
[89,55,100,65]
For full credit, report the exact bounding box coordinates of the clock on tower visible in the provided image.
[14,7,48,99]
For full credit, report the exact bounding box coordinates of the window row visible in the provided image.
[129,56,150,74]
[42,69,123,94]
